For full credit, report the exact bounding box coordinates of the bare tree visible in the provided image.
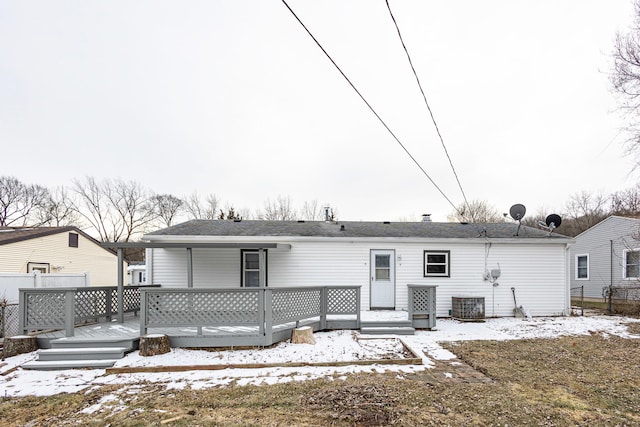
[218,205,242,220]
[611,184,640,216]
[150,194,183,227]
[447,200,503,223]
[38,186,80,227]
[301,199,322,221]
[611,0,640,167]
[0,176,50,226]
[72,176,154,242]
[562,191,609,236]
[262,196,296,220]
[183,192,219,220]
[300,200,338,221]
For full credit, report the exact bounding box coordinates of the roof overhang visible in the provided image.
[100,242,292,250]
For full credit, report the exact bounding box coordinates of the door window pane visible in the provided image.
[245,271,260,287]
[242,251,266,287]
[375,255,391,280]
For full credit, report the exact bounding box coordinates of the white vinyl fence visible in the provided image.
[0,272,90,304]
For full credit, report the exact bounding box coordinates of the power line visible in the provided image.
[281,0,460,213]
[385,0,473,220]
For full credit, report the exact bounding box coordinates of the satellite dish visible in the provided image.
[509,204,526,221]
[545,214,562,228]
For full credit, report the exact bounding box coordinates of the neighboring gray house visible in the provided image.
[144,219,572,317]
[570,216,640,299]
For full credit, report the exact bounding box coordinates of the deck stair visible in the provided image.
[22,337,138,371]
[359,319,415,336]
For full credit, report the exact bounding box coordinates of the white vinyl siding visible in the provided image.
[150,240,569,316]
[570,216,640,298]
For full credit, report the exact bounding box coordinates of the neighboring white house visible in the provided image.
[569,216,640,299]
[127,263,147,285]
[0,226,126,287]
[143,219,573,317]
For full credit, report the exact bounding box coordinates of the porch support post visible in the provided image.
[65,289,75,337]
[117,248,124,323]
[187,248,194,288]
[258,248,266,287]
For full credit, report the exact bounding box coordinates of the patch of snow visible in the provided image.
[1,315,638,397]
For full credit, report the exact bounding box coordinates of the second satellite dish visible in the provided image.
[545,214,562,229]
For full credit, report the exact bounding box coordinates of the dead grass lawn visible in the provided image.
[1,333,639,426]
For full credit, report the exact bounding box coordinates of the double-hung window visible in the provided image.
[241,250,267,287]
[424,250,450,277]
[575,254,589,280]
[624,249,640,280]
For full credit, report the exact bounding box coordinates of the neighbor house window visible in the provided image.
[69,232,79,248]
[575,254,589,280]
[424,250,450,277]
[27,262,50,273]
[241,250,267,287]
[624,249,640,279]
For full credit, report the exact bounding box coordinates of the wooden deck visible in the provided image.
[33,310,409,349]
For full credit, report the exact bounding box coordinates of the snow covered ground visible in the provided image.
[1,314,639,398]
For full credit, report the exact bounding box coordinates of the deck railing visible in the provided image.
[19,285,159,337]
[140,286,361,347]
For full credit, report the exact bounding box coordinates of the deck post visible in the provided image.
[408,285,415,326]
[187,248,193,288]
[258,249,266,287]
[65,289,75,337]
[356,286,361,328]
[18,289,26,335]
[263,288,273,346]
[320,287,327,330]
[139,289,148,337]
[117,248,124,323]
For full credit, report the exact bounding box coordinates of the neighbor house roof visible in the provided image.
[0,226,117,254]
[0,226,79,245]
[145,220,570,240]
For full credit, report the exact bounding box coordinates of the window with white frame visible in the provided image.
[241,250,267,287]
[575,254,589,280]
[624,249,640,280]
[424,250,450,277]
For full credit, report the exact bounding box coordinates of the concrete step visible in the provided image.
[48,338,138,351]
[36,347,128,361]
[360,320,413,328]
[21,359,118,371]
[360,326,415,335]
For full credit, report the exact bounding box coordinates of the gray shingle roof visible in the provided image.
[146,220,568,240]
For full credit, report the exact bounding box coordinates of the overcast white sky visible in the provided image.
[1,1,637,222]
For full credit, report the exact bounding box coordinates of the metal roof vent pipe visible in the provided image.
[422,214,432,222]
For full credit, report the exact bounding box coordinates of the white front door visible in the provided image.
[370,250,395,309]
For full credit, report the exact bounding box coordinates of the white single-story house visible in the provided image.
[127,263,147,285]
[143,219,573,317]
[569,216,640,299]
